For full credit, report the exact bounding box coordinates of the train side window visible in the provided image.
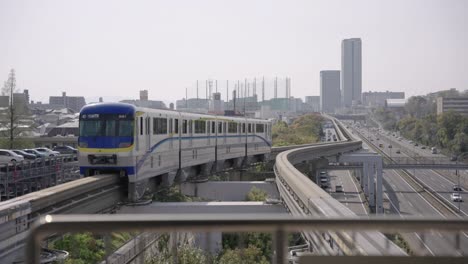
[175,119,179,134]
[242,123,246,133]
[248,123,252,133]
[189,120,193,134]
[228,122,237,133]
[182,120,188,134]
[223,122,227,134]
[195,120,206,134]
[153,118,167,135]
[212,121,216,134]
[218,122,223,134]
[256,124,264,133]
[169,118,173,134]
[140,117,143,135]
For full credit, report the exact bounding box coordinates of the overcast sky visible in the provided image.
[1,0,467,104]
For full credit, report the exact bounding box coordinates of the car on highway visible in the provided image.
[12,150,37,160]
[0,149,25,163]
[421,146,426,149]
[453,185,463,192]
[431,147,437,154]
[451,193,463,202]
[335,185,343,192]
[395,149,401,154]
[53,145,78,155]
[388,145,392,148]
[414,143,419,146]
[34,147,60,157]
[450,155,458,161]
[379,143,383,148]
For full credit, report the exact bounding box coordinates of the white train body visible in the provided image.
[78,103,272,183]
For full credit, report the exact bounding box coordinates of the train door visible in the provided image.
[207,121,211,145]
[223,121,227,144]
[169,117,173,149]
[189,119,193,147]
[146,116,151,151]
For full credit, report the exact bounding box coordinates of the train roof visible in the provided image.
[80,102,136,115]
[80,102,269,123]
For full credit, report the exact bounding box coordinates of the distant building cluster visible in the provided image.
[437,97,468,115]
[173,77,316,121]
[120,90,167,110]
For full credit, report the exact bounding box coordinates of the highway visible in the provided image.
[347,121,468,255]
[355,124,468,215]
[328,170,368,216]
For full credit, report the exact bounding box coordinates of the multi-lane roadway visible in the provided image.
[347,121,467,255]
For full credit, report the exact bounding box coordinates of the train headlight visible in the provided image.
[119,142,132,148]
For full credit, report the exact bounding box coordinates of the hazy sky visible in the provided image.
[1,0,467,104]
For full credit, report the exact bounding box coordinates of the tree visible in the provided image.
[1,69,22,149]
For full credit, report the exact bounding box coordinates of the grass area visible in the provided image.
[272,114,323,146]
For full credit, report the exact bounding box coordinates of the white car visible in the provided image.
[451,193,463,202]
[0,149,25,163]
[34,147,60,157]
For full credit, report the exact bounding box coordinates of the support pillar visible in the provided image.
[368,162,375,208]
[362,162,369,196]
[375,159,383,214]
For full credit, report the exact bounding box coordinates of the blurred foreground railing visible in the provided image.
[27,214,468,264]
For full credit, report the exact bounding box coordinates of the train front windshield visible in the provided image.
[79,113,134,148]
[80,116,133,137]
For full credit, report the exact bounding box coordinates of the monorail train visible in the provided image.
[78,102,272,184]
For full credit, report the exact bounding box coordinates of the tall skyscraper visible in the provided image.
[341,38,362,108]
[320,71,341,113]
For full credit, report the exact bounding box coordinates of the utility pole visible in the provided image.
[262,76,265,102]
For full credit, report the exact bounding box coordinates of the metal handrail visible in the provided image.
[27,214,468,264]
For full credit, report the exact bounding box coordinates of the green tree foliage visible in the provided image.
[218,245,269,264]
[147,245,211,264]
[272,114,323,146]
[373,107,397,130]
[397,111,468,154]
[245,186,268,201]
[52,233,105,263]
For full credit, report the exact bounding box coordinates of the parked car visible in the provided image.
[0,149,25,163]
[335,185,344,192]
[451,193,463,202]
[453,185,463,192]
[388,145,392,148]
[34,147,60,157]
[23,149,47,158]
[53,145,78,155]
[12,150,37,160]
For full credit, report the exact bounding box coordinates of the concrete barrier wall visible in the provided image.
[181,181,280,201]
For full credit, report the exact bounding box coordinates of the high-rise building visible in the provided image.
[341,38,362,108]
[320,71,341,113]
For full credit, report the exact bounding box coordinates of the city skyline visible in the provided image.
[1,0,467,104]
